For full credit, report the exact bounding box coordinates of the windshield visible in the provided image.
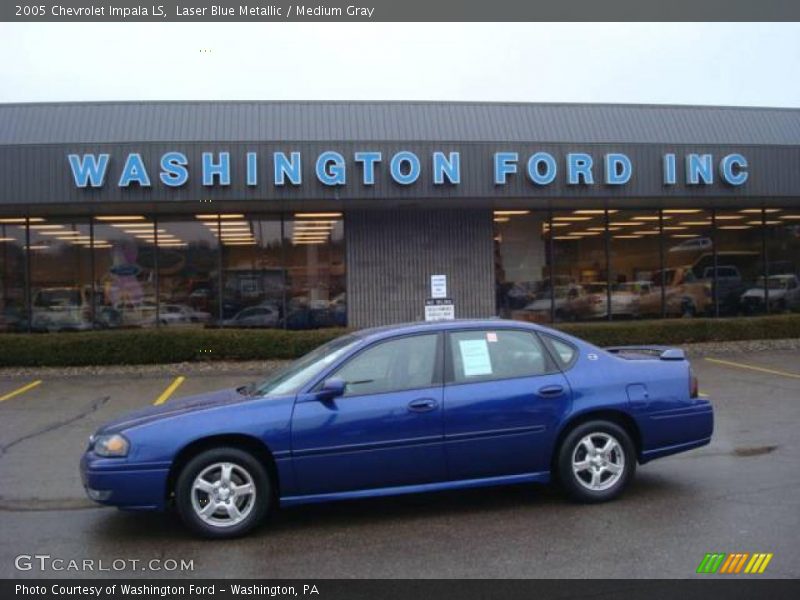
[757,277,788,290]
[252,334,361,396]
[584,284,606,294]
[35,289,82,307]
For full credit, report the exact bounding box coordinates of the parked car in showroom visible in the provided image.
[512,285,578,323]
[81,319,713,538]
[609,282,648,318]
[565,282,644,320]
[700,265,746,316]
[639,267,712,317]
[564,282,608,320]
[145,303,212,326]
[668,236,712,254]
[31,286,94,332]
[740,274,800,313]
[222,304,281,328]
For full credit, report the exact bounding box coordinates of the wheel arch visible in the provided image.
[165,434,279,505]
[550,409,643,475]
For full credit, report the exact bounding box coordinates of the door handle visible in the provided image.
[408,398,438,412]
[537,385,565,398]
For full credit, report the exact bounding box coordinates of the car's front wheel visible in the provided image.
[175,447,270,538]
[557,421,636,503]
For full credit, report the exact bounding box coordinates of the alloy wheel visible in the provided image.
[571,432,625,492]
[190,462,256,528]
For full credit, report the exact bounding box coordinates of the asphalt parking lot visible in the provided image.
[1,350,798,579]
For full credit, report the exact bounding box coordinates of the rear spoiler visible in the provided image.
[605,346,686,361]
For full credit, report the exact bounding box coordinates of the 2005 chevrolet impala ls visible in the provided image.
[80,320,713,538]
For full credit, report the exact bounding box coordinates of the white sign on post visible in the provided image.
[431,274,447,298]
[424,298,455,321]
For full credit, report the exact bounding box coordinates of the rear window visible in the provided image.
[541,334,578,369]
[447,329,554,384]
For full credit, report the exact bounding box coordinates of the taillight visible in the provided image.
[689,368,699,399]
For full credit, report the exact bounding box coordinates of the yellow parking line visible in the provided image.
[0,380,43,403]
[153,376,186,406]
[699,392,709,398]
[705,357,800,380]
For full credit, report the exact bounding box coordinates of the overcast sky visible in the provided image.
[1,22,799,107]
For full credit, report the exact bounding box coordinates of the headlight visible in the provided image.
[92,434,130,457]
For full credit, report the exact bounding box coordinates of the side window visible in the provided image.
[333,334,439,397]
[541,334,578,369]
[448,330,553,384]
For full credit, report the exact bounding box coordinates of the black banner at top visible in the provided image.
[3,0,800,22]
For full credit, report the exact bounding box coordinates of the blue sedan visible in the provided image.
[80,320,713,538]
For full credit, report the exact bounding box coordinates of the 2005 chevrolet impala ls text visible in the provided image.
[80,319,713,538]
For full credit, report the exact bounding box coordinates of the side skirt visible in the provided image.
[280,471,551,507]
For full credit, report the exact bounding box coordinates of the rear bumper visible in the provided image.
[639,398,714,464]
[80,453,169,511]
[640,436,712,463]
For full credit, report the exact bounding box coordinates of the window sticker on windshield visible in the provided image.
[459,339,493,377]
[486,332,498,343]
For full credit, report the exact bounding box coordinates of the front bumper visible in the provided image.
[80,452,170,511]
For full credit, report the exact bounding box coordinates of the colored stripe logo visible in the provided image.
[697,553,773,574]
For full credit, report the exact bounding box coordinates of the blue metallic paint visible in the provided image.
[80,320,713,512]
[291,385,447,494]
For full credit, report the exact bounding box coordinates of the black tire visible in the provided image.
[175,447,271,539]
[557,420,636,503]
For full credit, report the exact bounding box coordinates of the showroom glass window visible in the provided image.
[158,216,221,325]
[551,210,607,322]
[609,209,663,319]
[661,209,714,318]
[764,208,800,314]
[219,213,283,329]
[283,213,346,330]
[714,209,765,316]
[93,216,157,329]
[28,218,93,332]
[494,210,552,324]
[0,217,28,332]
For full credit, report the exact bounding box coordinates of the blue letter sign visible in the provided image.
[719,153,748,186]
[68,154,109,188]
[118,153,151,187]
[159,152,189,187]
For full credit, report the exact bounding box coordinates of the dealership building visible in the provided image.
[0,101,799,333]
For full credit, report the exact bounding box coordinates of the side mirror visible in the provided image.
[318,377,346,400]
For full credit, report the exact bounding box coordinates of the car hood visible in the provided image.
[96,387,250,434]
[742,288,786,300]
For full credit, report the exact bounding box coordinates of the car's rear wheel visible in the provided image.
[175,447,270,538]
[557,421,636,503]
